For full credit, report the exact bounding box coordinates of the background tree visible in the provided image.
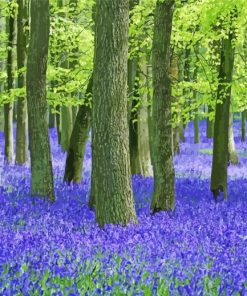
[4,1,15,163]
[16,0,28,165]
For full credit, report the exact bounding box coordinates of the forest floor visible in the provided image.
[0,121,246,295]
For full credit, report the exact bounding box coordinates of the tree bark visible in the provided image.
[64,75,93,184]
[92,0,137,227]
[228,112,238,164]
[206,107,214,138]
[151,0,175,213]
[26,0,55,201]
[4,7,15,164]
[170,52,180,155]
[138,56,153,176]
[241,110,246,141]
[210,20,235,200]
[49,106,56,128]
[16,0,28,165]
[61,106,73,152]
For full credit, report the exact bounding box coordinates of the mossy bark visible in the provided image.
[64,75,93,184]
[151,0,175,213]
[210,26,235,200]
[26,0,55,201]
[16,0,28,165]
[92,0,137,227]
[170,52,180,155]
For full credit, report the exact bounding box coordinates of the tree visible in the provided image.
[4,2,15,163]
[228,112,238,164]
[92,0,137,227]
[210,11,236,200]
[16,0,28,165]
[64,75,92,184]
[26,0,55,201]
[151,0,175,213]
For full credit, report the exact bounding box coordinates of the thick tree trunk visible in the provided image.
[151,0,175,213]
[228,113,238,164]
[170,52,180,155]
[92,0,137,227]
[241,110,246,141]
[210,27,235,200]
[16,0,28,165]
[4,10,15,164]
[64,75,93,184]
[26,0,55,201]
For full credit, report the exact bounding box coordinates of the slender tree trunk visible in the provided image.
[26,0,55,201]
[210,22,235,200]
[151,0,175,213]
[4,8,15,163]
[49,106,56,128]
[241,110,246,141]
[16,0,28,165]
[64,75,93,184]
[228,112,238,164]
[138,57,152,176]
[194,114,199,143]
[55,105,61,144]
[207,109,214,138]
[61,106,73,152]
[92,0,137,227]
[0,107,3,131]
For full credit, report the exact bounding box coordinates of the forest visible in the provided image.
[0,0,247,295]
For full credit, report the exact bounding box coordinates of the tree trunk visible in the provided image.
[138,56,153,176]
[55,105,61,144]
[92,0,137,227]
[26,0,55,201]
[207,105,214,138]
[64,75,93,184]
[16,0,28,165]
[61,106,73,152]
[228,112,238,164]
[151,0,175,213]
[0,107,4,131]
[210,22,235,200]
[49,106,56,128]
[170,52,180,155]
[193,58,200,144]
[241,110,246,141]
[194,114,199,143]
[4,8,15,164]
